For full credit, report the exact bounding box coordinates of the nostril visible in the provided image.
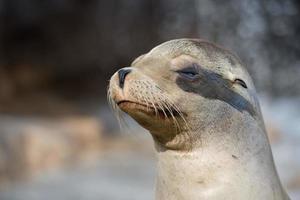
[118,68,131,88]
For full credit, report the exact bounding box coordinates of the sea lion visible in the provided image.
[108,39,290,200]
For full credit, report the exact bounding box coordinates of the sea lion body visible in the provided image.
[108,39,290,200]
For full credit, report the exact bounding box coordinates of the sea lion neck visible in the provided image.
[153,117,287,200]
[151,108,266,154]
[151,129,194,152]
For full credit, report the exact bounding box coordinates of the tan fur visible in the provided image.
[108,39,290,200]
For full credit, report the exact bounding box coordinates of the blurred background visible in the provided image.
[0,0,299,199]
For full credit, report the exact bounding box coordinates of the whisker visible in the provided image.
[161,100,181,134]
[107,86,128,131]
[164,95,190,133]
[156,100,169,119]
[148,91,159,117]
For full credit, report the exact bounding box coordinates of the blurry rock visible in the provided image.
[0,116,103,184]
[0,94,82,117]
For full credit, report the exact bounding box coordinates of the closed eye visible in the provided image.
[179,71,198,78]
[176,66,199,80]
[234,78,247,88]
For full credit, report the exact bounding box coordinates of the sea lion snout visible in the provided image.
[108,63,188,139]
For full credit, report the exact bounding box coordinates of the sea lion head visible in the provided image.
[108,39,262,150]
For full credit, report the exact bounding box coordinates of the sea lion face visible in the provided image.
[108,39,260,149]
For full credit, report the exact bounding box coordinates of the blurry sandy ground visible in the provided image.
[0,95,299,200]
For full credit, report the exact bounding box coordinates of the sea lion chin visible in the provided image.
[108,38,290,200]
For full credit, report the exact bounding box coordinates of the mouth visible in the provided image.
[117,100,179,119]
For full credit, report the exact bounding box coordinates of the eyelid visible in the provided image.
[176,68,199,81]
[234,78,247,88]
[176,64,198,73]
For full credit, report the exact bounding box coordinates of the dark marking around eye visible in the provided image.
[175,67,256,117]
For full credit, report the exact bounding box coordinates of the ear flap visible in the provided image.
[233,78,247,88]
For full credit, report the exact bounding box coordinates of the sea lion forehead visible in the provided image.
[139,39,247,80]
[149,39,241,63]
[148,39,199,57]
[144,39,244,74]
